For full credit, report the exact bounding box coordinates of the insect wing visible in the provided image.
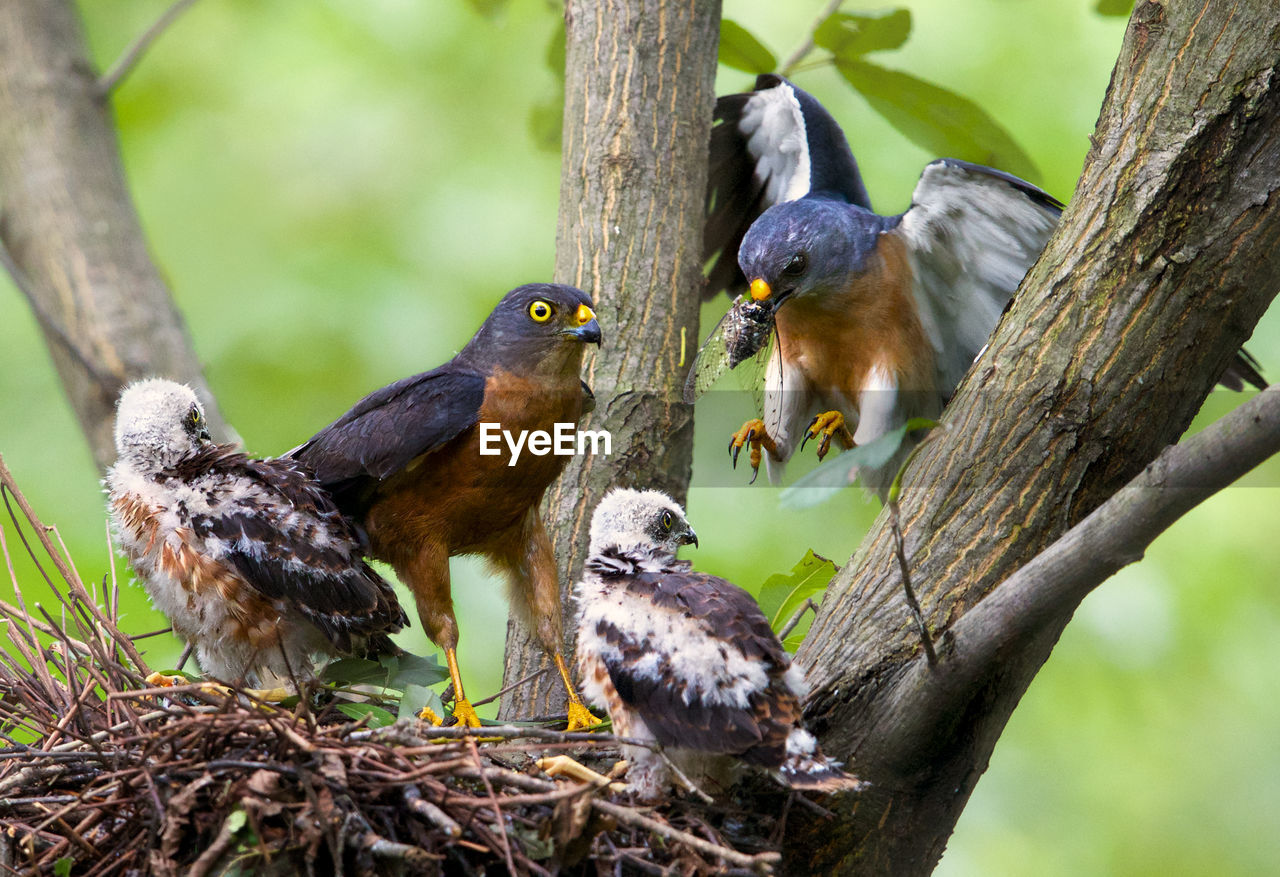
[683,308,737,403]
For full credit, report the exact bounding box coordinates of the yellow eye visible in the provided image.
[188,408,202,426]
[529,301,553,322]
[660,511,673,531]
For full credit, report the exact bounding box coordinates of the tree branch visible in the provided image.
[0,0,228,468]
[873,385,1280,764]
[95,0,201,98]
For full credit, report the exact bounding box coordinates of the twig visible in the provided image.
[470,666,551,708]
[96,0,203,97]
[777,598,819,642]
[402,785,461,838]
[590,797,780,873]
[467,737,518,876]
[779,0,842,76]
[887,499,937,667]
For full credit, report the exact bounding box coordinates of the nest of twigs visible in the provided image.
[0,457,789,876]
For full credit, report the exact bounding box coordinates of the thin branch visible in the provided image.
[95,0,202,98]
[779,0,842,76]
[777,598,819,642]
[875,386,1280,760]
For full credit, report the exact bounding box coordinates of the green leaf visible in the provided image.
[755,550,839,636]
[528,99,563,152]
[835,57,1040,183]
[321,657,389,688]
[1094,0,1134,17]
[719,20,777,74]
[386,652,449,690]
[397,683,434,721]
[815,9,911,57]
[335,703,396,728]
[54,858,73,877]
[225,809,248,835]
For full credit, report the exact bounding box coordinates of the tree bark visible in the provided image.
[498,0,721,719]
[0,0,226,469]
[790,2,1280,872]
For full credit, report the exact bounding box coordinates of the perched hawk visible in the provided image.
[575,488,861,800]
[106,379,407,691]
[701,75,1264,493]
[291,283,603,729]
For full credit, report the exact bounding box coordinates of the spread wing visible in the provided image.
[596,567,799,765]
[289,367,486,498]
[172,447,408,652]
[895,158,1063,397]
[705,74,871,299]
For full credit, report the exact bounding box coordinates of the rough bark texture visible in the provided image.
[498,0,721,719]
[0,0,226,469]
[790,3,1280,872]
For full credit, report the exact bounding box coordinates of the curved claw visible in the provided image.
[728,419,776,483]
[805,411,855,461]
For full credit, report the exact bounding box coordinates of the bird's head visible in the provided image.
[737,198,887,316]
[588,487,698,559]
[465,283,602,375]
[113,379,212,473]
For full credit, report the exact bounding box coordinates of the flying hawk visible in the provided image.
[575,488,862,799]
[291,283,603,729]
[700,74,1265,493]
[106,379,407,691]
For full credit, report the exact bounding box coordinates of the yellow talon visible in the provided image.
[728,418,778,484]
[451,698,483,728]
[418,704,446,726]
[802,410,856,460]
[565,700,603,732]
[537,755,628,792]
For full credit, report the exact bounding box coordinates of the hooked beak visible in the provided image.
[560,303,602,346]
[679,527,698,548]
[748,278,793,315]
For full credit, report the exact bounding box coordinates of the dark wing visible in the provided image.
[289,367,486,496]
[894,158,1063,397]
[705,74,871,299]
[178,448,408,653]
[598,567,798,764]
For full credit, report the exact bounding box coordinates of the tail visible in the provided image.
[778,728,867,793]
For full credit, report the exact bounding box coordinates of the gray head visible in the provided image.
[737,198,894,314]
[113,379,212,472]
[588,488,698,558]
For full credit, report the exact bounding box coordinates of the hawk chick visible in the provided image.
[106,379,407,690]
[575,488,861,800]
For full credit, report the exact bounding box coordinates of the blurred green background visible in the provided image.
[0,1,1276,873]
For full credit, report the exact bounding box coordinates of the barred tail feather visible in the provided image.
[778,728,866,793]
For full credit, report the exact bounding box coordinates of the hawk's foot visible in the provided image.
[537,755,627,791]
[801,410,855,460]
[145,671,189,688]
[451,698,483,728]
[728,418,778,484]
[565,700,603,732]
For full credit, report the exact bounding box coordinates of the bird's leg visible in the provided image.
[554,651,602,731]
[801,410,856,460]
[728,418,779,484]
[443,647,482,728]
[500,510,600,730]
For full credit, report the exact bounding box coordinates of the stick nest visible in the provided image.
[0,458,788,876]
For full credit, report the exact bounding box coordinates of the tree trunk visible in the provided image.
[498,0,721,719]
[0,0,226,469]
[789,2,1280,872]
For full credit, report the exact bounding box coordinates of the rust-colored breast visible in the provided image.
[361,366,587,564]
[776,232,935,406]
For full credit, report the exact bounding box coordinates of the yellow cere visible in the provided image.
[574,303,596,326]
[749,278,772,301]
